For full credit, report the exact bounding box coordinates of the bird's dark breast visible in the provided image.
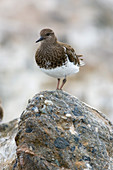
[35,46,67,69]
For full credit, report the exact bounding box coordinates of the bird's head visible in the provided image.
[36,28,57,44]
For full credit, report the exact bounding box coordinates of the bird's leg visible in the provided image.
[60,78,67,90]
[56,78,60,90]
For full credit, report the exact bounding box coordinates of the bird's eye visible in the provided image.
[46,33,50,36]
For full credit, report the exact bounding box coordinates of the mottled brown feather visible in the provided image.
[35,44,67,69]
[58,42,83,66]
[35,29,83,69]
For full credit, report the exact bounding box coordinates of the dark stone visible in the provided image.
[55,127,60,133]
[25,127,33,133]
[35,113,40,117]
[13,158,17,170]
[88,147,97,154]
[70,146,75,152]
[35,97,40,100]
[72,106,83,116]
[78,143,82,148]
[54,137,70,149]
[74,136,79,143]
[91,147,97,153]
[82,155,91,161]
[31,106,38,112]
[0,91,113,169]
[0,124,9,131]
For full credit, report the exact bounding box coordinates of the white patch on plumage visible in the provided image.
[63,46,85,67]
[63,46,66,53]
[40,59,79,78]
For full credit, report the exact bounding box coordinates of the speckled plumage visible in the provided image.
[35,28,84,89]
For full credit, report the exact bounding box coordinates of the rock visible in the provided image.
[0,90,113,169]
[0,119,18,169]
[14,90,113,170]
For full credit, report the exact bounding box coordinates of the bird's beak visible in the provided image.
[35,37,44,43]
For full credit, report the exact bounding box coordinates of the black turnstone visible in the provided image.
[35,28,84,90]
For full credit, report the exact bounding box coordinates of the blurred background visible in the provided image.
[0,0,113,123]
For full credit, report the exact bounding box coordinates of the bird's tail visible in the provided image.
[76,55,85,66]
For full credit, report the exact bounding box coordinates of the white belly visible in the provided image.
[40,60,79,78]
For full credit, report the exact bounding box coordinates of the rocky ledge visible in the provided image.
[0,90,113,169]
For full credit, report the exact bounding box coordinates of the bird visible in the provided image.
[35,28,84,90]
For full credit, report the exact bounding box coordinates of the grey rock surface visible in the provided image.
[13,90,113,170]
[0,119,18,170]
